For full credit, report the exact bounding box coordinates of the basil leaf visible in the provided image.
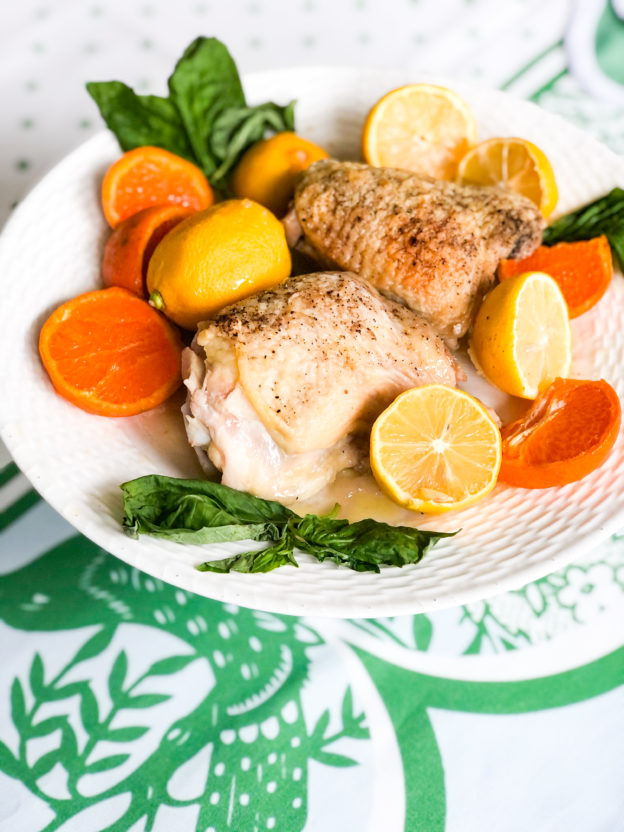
[121,475,454,573]
[210,100,297,184]
[293,514,455,573]
[167,37,245,177]
[121,475,294,545]
[87,37,297,188]
[122,475,294,526]
[542,187,624,269]
[86,81,194,161]
[126,522,273,546]
[198,532,298,573]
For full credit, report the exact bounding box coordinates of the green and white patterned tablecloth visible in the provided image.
[1,2,623,830]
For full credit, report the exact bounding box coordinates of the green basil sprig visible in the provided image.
[87,37,295,189]
[210,101,295,182]
[121,475,455,574]
[542,187,624,270]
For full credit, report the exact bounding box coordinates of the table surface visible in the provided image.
[1,2,623,831]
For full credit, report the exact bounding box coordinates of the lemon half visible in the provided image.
[457,137,558,217]
[371,385,502,514]
[362,84,477,179]
[469,271,572,399]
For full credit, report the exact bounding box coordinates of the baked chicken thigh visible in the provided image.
[182,272,457,503]
[284,160,545,342]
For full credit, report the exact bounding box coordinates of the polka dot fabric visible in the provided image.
[2,0,621,224]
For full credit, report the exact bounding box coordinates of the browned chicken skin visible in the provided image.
[284,160,545,342]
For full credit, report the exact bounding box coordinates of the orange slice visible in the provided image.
[370,385,502,514]
[102,204,195,297]
[457,137,558,217]
[499,378,621,489]
[362,84,477,179]
[39,287,182,417]
[101,146,213,228]
[497,237,613,319]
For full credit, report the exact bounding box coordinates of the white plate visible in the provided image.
[1,66,624,618]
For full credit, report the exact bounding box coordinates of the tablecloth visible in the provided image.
[1,2,623,830]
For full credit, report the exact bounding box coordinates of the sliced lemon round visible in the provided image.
[457,136,558,217]
[469,271,572,399]
[370,385,502,514]
[362,83,477,179]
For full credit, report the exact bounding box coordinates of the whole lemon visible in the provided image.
[231,132,328,217]
[146,199,292,330]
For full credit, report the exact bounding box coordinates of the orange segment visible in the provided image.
[101,146,214,227]
[39,287,182,416]
[457,137,558,217]
[497,237,613,319]
[499,378,621,488]
[370,385,502,514]
[362,84,477,179]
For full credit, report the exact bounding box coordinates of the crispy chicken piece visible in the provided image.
[284,160,545,342]
[183,272,457,503]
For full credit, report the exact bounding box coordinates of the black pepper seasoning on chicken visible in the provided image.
[283,160,545,343]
